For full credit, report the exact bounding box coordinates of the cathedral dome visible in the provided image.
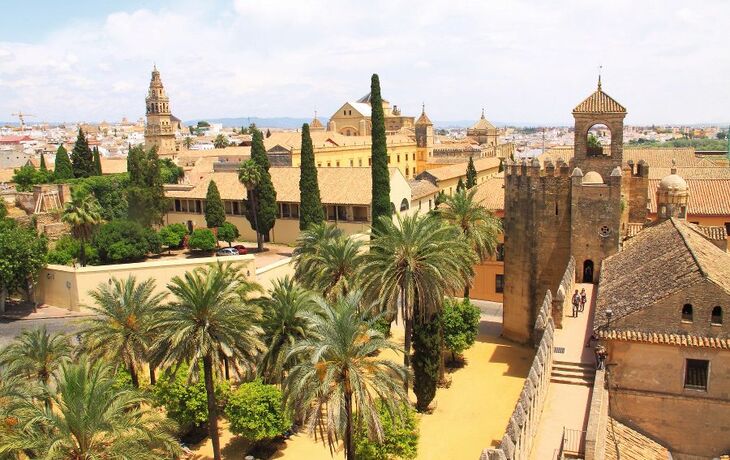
[659,172,688,192]
[583,171,604,185]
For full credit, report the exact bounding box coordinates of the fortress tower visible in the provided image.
[144,65,177,155]
[502,80,648,343]
[414,104,434,174]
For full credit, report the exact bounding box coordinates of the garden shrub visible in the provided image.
[93,219,154,264]
[441,298,480,362]
[217,222,240,247]
[224,379,290,445]
[158,223,188,250]
[354,402,419,460]
[188,228,217,252]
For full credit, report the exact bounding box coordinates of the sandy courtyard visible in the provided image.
[191,318,533,459]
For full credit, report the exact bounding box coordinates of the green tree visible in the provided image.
[412,311,441,412]
[217,221,239,247]
[93,146,102,175]
[354,402,419,460]
[158,223,187,252]
[160,158,184,184]
[299,123,324,230]
[12,164,40,192]
[370,74,391,234]
[246,129,277,251]
[360,214,475,393]
[256,276,319,383]
[92,219,155,264]
[79,276,167,387]
[205,180,226,228]
[456,178,466,193]
[292,222,343,282]
[441,298,480,362]
[0,200,6,219]
[285,292,410,460]
[0,220,48,312]
[439,188,501,297]
[238,159,262,250]
[225,379,290,447]
[39,153,47,172]
[295,232,364,301]
[71,174,129,221]
[213,134,229,149]
[188,228,217,252]
[152,262,263,460]
[0,359,180,459]
[54,144,74,180]
[127,145,167,227]
[70,128,95,178]
[0,327,71,385]
[466,156,477,188]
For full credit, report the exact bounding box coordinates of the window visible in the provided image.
[352,206,368,222]
[495,274,504,293]
[336,161,340,167]
[388,156,391,165]
[406,167,410,177]
[349,159,353,167]
[358,159,362,167]
[711,306,723,325]
[400,198,409,212]
[725,222,730,236]
[682,304,693,322]
[496,244,505,262]
[412,153,415,161]
[428,199,432,210]
[368,158,372,166]
[175,199,182,212]
[684,359,709,391]
[327,162,331,167]
[281,203,291,218]
[397,154,400,163]
[326,205,337,221]
[336,206,348,221]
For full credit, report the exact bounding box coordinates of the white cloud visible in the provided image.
[0,0,729,124]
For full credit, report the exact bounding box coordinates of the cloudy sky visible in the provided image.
[1,0,728,125]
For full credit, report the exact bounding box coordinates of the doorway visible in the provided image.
[583,260,594,283]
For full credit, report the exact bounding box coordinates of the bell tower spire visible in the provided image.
[144,65,176,155]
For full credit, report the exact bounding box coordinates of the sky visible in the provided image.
[1,0,728,125]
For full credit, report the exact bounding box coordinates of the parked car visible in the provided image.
[216,247,238,257]
[232,245,248,255]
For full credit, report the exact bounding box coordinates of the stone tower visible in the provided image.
[414,104,434,174]
[144,65,176,155]
[502,80,639,343]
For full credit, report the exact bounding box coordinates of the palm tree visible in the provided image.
[284,292,410,460]
[298,233,364,301]
[61,190,103,266]
[256,276,319,383]
[361,214,475,372]
[439,188,502,297]
[0,326,71,385]
[78,276,167,388]
[238,159,264,251]
[152,262,263,460]
[292,221,343,281]
[183,136,193,149]
[0,359,180,459]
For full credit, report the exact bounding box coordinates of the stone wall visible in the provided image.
[584,370,609,460]
[481,260,575,460]
[550,257,575,329]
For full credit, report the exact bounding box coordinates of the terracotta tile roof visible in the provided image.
[595,218,730,331]
[648,179,730,215]
[697,225,727,240]
[470,116,496,131]
[605,418,671,460]
[472,174,505,211]
[572,88,627,113]
[648,165,730,180]
[165,167,399,206]
[598,329,730,349]
[408,179,438,200]
[540,147,704,169]
[415,111,432,125]
[419,157,501,182]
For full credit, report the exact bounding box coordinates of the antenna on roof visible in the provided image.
[598,65,603,91]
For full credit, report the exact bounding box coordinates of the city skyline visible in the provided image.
[1,0,729,125]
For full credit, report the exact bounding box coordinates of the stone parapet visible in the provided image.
[584,370,609,460]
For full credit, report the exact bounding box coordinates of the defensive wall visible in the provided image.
[482,258,575,460]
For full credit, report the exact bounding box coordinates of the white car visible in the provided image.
[216,247,238,256]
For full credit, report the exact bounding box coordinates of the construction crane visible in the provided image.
[11,111,35,131]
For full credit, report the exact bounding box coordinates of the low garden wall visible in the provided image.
[37,255,256,311]
[481,259,575,460]
[255,257,294,292]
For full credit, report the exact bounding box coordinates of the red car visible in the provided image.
[233,245,248,255]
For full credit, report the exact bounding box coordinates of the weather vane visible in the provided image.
[598,65,603,90]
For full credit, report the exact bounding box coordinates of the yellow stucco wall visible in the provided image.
[38,255,255,311]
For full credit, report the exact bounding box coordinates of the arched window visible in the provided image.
[586,124,611,157]
[711,306,723,325]
[400,198,409,212]
[682,304,693,322]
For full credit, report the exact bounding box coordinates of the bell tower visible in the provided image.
[144,65,177,155]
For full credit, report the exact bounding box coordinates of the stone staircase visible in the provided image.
[550,360,595,387]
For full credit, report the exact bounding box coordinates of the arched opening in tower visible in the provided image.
[582,259,595,283]
[586,124,611,157]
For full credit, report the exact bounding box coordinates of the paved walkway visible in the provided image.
[529,283,596,460]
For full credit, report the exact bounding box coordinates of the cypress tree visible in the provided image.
[466,156,477,188]
[39,153,47,172]
[205,180,226,228]
[247,128,277,250]
[456,178,465,193]
[70,128,95,178]
[93,147,102,175]
[54,144,74,180]
[127,145,167,227]
[413,311,441,412]
[299,123,324,230]
[370,74,391,234]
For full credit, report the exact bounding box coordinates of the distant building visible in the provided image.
[144,66,178,155]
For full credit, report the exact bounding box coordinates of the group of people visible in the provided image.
[571,288,588,317]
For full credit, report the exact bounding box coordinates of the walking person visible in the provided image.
[572,289,580,317]
[580,288,587,312]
